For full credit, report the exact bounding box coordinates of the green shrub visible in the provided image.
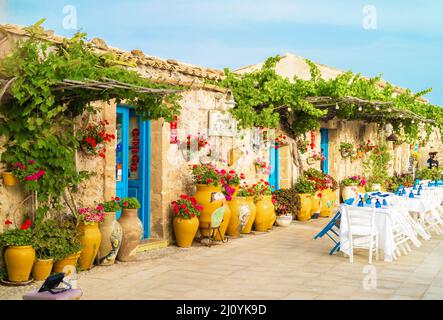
[121,197,141,209]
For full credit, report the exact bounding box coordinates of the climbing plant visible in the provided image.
[0,20,182,222]
[221,55,443,142]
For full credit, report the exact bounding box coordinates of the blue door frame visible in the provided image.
[116,105,151,239]
[320,128,329,174]
[269,147,280,191]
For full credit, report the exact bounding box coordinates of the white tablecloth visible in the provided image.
[339,204,395,262]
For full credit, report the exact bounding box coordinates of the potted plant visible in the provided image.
[76,205,103,270]
[237,185,256,234]
[117,197,143,262]
[252,180,276,231]
[77,120,115,158]
[297,139,310,155]
[272,190,295,227]
[0,219,35,283]
[293,178,315,222]
[52,222,83,274]
[191,164,225,237]
[339,142,354,158]
[31,220,61,281]
[171,195,202,248]
[96,197,123,266]
[3,159,45,187]
[340,176,361,202]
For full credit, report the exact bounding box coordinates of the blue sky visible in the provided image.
[2,0,443,105]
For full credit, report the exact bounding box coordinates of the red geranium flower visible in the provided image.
[4,219,12,226]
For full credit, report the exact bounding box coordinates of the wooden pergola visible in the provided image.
[305,96,434,124]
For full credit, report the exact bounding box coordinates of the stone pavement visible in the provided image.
[2,218,443,300]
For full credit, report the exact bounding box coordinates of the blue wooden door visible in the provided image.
[269,147,280,191]
[116,107,129,207]
[116,106,151,239]
[320,128,329,174]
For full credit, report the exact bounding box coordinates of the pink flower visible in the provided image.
[29,160,35,165]
[96,205,104,211]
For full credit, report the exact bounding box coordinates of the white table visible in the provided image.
[339,204,396,262]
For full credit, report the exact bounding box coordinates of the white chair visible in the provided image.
[392,195,431,241]
[343,205,379,264]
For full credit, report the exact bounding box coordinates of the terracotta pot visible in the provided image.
[2,172,20,186]
[342,185,359,203]
[32,258,54,281]
[241,197,256,234]
[4,246,35,282]
[78,222,101,270]
[96,212,123,266]
[254,195,275,232]
[173,216,199,248]
[310,193,321,217]
[320,189,336,218]
[117,208,143,262]
[297,194,312,222]
[194,184,225,237]
[53,252,81,274]
[227,197,251,237]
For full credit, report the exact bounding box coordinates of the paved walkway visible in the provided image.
[2,219,443,300]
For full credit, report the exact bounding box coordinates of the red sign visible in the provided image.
[310,130,316,150]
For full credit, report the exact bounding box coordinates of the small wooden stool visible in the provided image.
[23,289,83,300]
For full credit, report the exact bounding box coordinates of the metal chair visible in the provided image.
[314,208,342,255]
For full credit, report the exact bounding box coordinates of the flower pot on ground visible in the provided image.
[191,165,225,237]
[227,196,251,237]
[242,196,256,234]
[0,220,35,282]
[53,252,81,273]
[117,197,143,262]
[272,188,300,220]
[32,259,53,281]
[310,193,321,218]
[276,214,293,227]
[320,189,336,218]
[2,172,20,186]
[171,195,201,248]
[48,221,83,274]
[293,177,316,222]
[297,194,313,222]
[77,206,104,270]
[96,198,123,266]
[31,220,68,281]
[253,181,275,231]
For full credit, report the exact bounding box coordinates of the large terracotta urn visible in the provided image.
[310,192,321,218]
[254,195,275,232]
[194,184,226,237]
[173,216,199,248]
[96,212,123,266]
[78,222,102,271]
[117,208,143,262]
[227,197,251,237]
[4,246,35,282]
[342,185,359,203]
[242,196,256,234]
[320,189,336,218]
[297,194,312,222]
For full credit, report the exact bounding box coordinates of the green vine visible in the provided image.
[221,55,443,142]
[0,20,182,222]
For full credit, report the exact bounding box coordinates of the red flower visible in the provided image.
[206,179,213,184]
[180,195,189,200]
[123,202,128,207]
[20,219,32,230]
[4,219,12,226]
[180,204,187,209]
[240,173,245,180]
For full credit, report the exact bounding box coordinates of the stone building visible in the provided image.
[0,25,441,248]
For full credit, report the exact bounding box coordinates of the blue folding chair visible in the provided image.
[314,207,345,255]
